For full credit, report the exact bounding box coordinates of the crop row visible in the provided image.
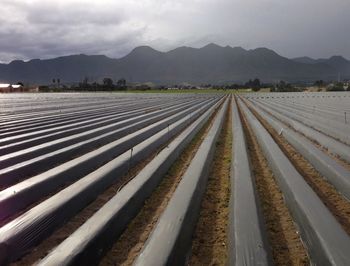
[0,92,349,265]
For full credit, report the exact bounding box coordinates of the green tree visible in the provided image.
[252,78,261,91]
[314,80,324,88]
[116,78,127,90]
[272,80,301,92]
[103,78,114,88]
[328,82,344,91]
[245,78,261,91]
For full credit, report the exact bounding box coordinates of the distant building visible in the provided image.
[0,83,38,93]
[11,84,22,89]
[0,84,12,93]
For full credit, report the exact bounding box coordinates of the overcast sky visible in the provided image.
[1,0,349,63]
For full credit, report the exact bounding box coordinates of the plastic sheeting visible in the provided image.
[253,98,350,145]
[36,98,224,266]
[239,99,350,265]
[245,100,350,200]
[248,99,350,163]
[0,98,217,221]
[134,98,228,266]
[228,98,271,266]
[0,99,182,154]
[0,97,222,265]
[0,98,204,184]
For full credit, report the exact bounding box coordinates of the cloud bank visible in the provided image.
[0,0,349,62]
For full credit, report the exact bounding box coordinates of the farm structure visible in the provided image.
[0,92,349,265]
[0,84,38,93]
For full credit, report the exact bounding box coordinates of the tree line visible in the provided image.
[74,77,127,91]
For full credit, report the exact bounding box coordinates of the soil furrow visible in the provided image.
[188,99,232,266]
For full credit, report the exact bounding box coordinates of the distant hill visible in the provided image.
[292,56,350,78]
[292,56,318,64]
[1,43,349,84]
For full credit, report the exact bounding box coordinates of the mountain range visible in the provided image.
[1,43,349,84]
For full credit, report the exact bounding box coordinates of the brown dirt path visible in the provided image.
[188,98,232,266]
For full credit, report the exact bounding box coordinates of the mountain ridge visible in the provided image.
[1,44,349,84]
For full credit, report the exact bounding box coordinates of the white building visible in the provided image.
[0,83,23,93]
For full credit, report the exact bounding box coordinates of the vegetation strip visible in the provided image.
[188,97,232,266]
[246,100,350,235]
[238,100,309,266]
[98,101,223,266]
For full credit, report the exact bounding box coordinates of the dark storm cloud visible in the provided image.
[0,0,146,62]
[26,3,124,26]
[0,0,349,63]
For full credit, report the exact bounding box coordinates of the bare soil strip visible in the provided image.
[247,102,350,236]
[317,146,350,172]
[238,102,309,266]
[188,100,232,266]
[98,106,221,266]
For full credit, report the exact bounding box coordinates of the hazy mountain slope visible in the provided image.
[0,44,347,84]
[293,55,350,78]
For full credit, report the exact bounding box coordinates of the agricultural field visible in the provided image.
[0,92,349,265]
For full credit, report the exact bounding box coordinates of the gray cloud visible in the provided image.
[0,0,349,63]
